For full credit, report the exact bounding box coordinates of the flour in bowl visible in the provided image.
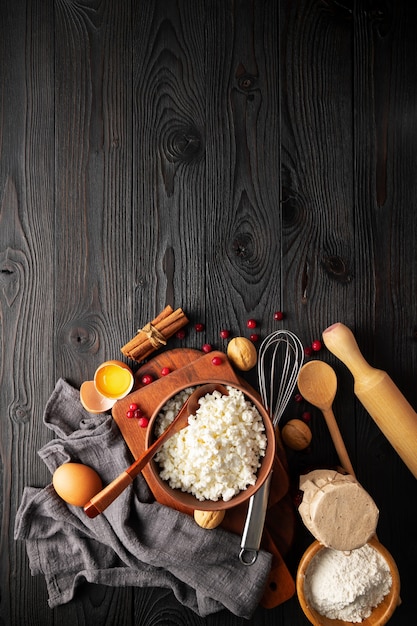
[304,542,392,622]
[153,385,267,501]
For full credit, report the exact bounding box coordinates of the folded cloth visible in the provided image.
[14,378,272,618]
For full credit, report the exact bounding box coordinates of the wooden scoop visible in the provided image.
[84,383,228,518]
[297,361,356,477]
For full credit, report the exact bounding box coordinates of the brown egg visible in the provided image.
[52,462,103,507]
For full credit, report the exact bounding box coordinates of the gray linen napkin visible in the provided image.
[14,378,272,618]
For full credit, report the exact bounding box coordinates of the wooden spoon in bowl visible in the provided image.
[84,383,229,518]
[297,361,356,477]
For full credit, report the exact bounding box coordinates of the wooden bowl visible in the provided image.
[296,536,401,625]
[145,380,276,512]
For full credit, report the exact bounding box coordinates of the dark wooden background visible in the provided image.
[1,0,417,624]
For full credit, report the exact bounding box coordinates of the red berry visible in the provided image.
[302,411,311,422]
[129,403,139,411]
[294,393,303,403]
[194,323,205,332]
[141,374,154,385]
[220,329,230,339]
[311,339,322,352]
[250,333,259,342]
[126,410,135,419]
[274,311,284,321]
[160,367,171,376]
[134,408,143,419]
[202,343,213,353]
[211,356,222,366]
[304,346,313,357]
[176,329,186,339]
[246,319,257,329]
[137,416,149,428]
[293,490,304,508]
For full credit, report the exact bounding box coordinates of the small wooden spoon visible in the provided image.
[84,383,229,518]
[297,361,356,477]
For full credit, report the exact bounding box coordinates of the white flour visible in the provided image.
[304,543,392,622]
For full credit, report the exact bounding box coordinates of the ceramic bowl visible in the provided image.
[296,536,401,626]
[145,380,275,511]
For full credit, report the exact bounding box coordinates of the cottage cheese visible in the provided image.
[154,385,267,501]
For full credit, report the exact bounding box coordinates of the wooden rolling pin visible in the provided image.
[322,322,417,480]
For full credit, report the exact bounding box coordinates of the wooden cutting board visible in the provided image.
[112,348,295,607]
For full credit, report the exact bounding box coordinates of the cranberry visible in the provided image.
[302,411,311,422]
[293,489,304,508]
[311,339,322,352]
[126,410,135,419]
[220,329,230,339]
[250,333,259,342]
[194,323,205,332]
[176,329,186,339]
[134,408,144,419]
[202,343,213,353]
[211,356,222,366]
[137,416,149,428]
[246,319,257,329]
[141,374,154,385]
[160,367,171,376]
[304,346,313,357]
[294,393,303,403]
[129,403,139,411]
[274,311,284,321]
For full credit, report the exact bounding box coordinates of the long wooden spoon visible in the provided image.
[297,361,356,477]
[84,383,229,518]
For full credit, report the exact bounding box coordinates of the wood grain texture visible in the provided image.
[204,0,283,340]
[280,0,358,481]
[1,0,417,624]
[54,0,135,384]
[132,0,208,328]
[1,1,56,625]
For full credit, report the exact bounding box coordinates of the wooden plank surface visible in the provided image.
[1,0,417,624]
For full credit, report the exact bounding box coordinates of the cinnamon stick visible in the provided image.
[121,306,189,362]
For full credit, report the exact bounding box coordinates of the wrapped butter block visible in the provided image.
[298,469,379,551]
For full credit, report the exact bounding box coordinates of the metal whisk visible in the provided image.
[257,330,305,427]
[239,330,305,565]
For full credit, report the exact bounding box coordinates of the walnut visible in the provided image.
[226,337,257,371]
[194,509,225,529]
[281,419,312,450]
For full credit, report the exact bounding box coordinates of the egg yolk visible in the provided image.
[95,364,132,398]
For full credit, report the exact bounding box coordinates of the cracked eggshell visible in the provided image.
[80,380,116,413]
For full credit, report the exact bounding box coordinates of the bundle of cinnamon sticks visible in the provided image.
[121,305,189,362]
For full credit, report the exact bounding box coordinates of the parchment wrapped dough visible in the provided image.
[298,469,379,551]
